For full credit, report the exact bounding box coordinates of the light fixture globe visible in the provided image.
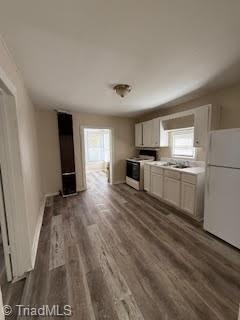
[113,84,132,98]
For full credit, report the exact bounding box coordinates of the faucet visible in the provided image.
[184,160,190,167]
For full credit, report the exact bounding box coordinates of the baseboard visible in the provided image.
[113,180,126,185]
[77,187,86,192]
[31,195,46,269]
[45,192,59,197]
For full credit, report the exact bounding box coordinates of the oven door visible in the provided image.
[126,161,140,181]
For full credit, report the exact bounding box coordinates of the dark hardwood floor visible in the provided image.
[20,170,240,320]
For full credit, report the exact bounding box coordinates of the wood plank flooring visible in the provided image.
[21,171,240,320]
[0,230,25,319]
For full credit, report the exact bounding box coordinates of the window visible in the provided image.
[85,129,110,162]
[171,128,195,158]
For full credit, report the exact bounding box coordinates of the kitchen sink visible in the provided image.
[161,162,190,169]
[173,164,190,169]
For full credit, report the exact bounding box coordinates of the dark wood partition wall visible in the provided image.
[57,112,77,196]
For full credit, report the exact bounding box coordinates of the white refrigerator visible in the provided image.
[204,128,240,249]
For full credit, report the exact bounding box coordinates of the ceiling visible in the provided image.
[1,0,240,117]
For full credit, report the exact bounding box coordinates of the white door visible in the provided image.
[208,129,240,168]
[194,106,209,147]
[0,165,12,281]
[135,123,143,147]
[144,164,150,192]
[181,182,196,215]
[204,166,240,249]
[151,173,163,198]
[163,177,180,207]
[142,121,152,147]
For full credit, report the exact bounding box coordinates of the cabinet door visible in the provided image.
[144,164,150,191]
[194,106,209,147]
[152,118,160,147]
[163,177,180,207]
[151,172,163,198]
[160,120,169,147]
[142,120,152,147]
[181,182,196,215]
[135,123,143,147]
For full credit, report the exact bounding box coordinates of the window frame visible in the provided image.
[85,129,110,163]
[171,127,196,160]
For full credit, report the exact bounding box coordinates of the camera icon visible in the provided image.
[3,305,12,316]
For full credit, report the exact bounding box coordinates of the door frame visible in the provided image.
[0,163,13,281]
[0,66,31,280]
[80,126,114,189]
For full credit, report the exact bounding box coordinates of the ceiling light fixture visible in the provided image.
[113,84,132,98]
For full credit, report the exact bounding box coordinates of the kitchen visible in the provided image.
[127,104,240,250]
[1,1,240,319]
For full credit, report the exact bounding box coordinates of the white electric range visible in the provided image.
[126,154,155,190]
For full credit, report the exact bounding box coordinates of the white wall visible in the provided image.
[139,82,240,129]
[0,35,43,273]
[36,110,136,194]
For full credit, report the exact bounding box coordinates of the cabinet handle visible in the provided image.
[195,140,199,145]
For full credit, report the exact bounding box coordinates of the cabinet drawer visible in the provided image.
[151,166,163,175]
[164,169,180,180]
[182,173,197,185]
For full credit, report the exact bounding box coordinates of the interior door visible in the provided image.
[0,164,13,281]
[204,166,240,249]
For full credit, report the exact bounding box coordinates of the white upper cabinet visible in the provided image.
[135,118,168,148]
[153,118,169,147]
[159,120,169,147]
[142,120,153,147]
[135,123,143,147]
[135,104,216,148]
[194,106,210,147]
[151,118,160,147]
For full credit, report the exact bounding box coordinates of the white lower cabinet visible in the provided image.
[147,165,204,220]
[163,177,180,207]
[181,182,196,215]
[144,164,151,191]
[151,172,163,198]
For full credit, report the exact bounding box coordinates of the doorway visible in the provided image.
[82,128,113,188]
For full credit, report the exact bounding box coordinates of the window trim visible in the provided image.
[85,129,110,163]
[171,127,196,160]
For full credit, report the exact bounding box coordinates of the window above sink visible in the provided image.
[171,128,196,159]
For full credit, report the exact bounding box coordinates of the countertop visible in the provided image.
[146,161,205,175]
